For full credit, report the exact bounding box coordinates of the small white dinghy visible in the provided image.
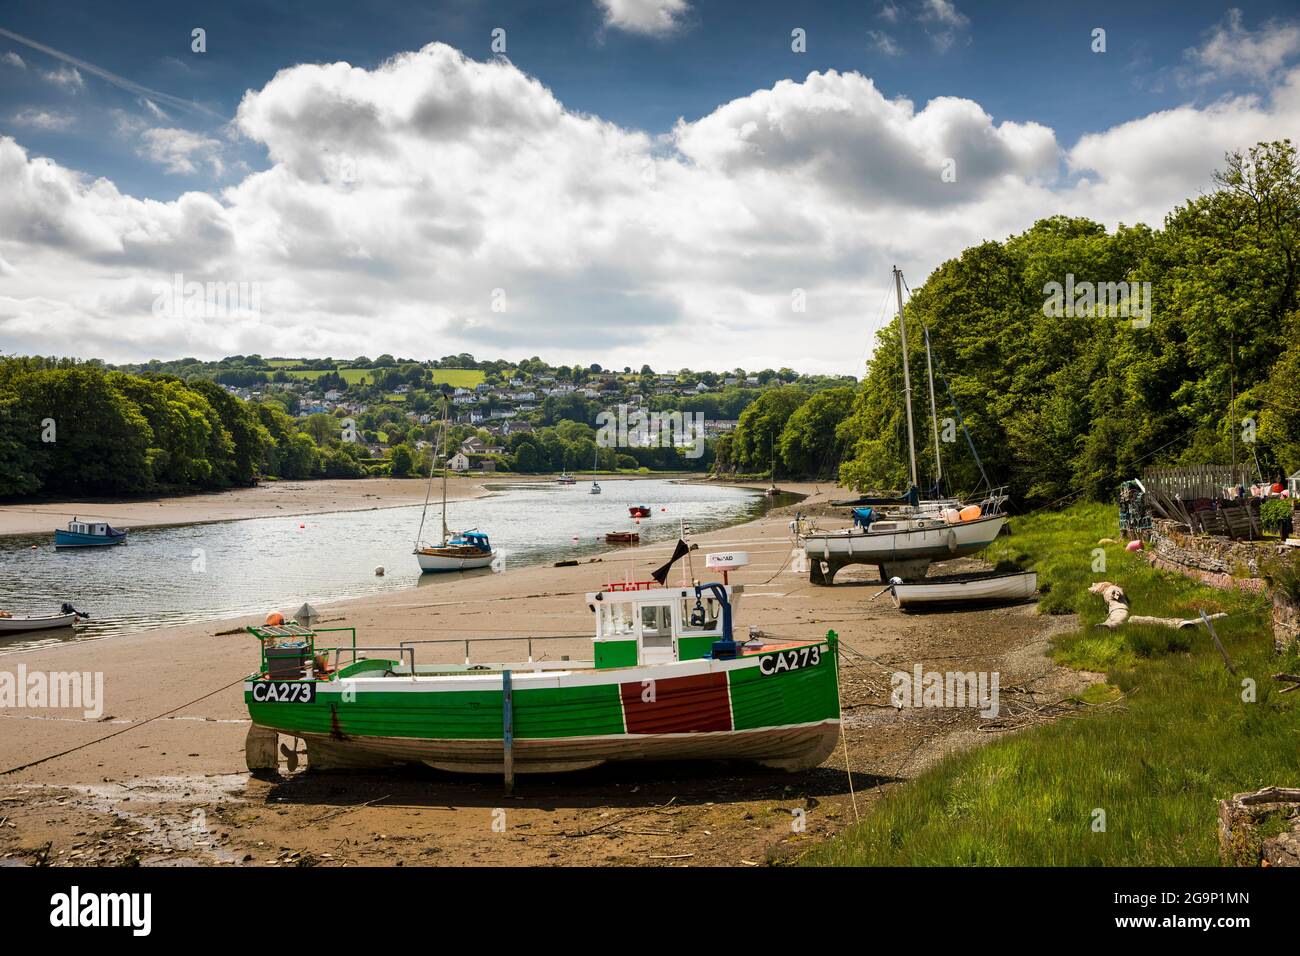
[889,571,1038,609]
[0,605,88,634]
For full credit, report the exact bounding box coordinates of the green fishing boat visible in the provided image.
[242,582,841,777]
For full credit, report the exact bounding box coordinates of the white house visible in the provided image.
[448,452,471,472]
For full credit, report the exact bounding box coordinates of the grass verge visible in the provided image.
[799,502,1300,866]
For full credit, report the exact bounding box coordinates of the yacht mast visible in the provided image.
[894,266,919,490]
[440,401,450,546]
[923,324,943,493]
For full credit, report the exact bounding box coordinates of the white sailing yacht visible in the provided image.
[589,444,601,494]
[797,267,1007,584]
[413,404,498,572]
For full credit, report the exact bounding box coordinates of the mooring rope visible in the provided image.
[0,674,248,777]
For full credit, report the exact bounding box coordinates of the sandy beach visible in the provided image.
[0,481,1090,866]
[0,477,494,538]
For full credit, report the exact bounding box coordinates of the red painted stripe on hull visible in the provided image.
[619,671,731,734]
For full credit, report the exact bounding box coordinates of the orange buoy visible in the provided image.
[265,611,285,625]
[958,504,982,521]
[1125,539,1143,552]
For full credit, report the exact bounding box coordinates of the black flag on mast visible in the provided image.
[651,538,691,586]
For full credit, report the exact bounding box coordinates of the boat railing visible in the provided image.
[399,634,590,666]
[331,645,416,678]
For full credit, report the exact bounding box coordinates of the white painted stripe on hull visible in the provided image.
[244,639,830,695]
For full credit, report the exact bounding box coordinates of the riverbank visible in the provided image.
[0,478,486,538]
[0,473,720,538]
[802,504,1300,866]
[0,486,1090,867]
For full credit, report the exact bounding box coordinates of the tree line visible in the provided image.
[713,140,1300,505]
[0,359,369,496]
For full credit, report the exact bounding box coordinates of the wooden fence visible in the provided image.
[1140,465,1263,540]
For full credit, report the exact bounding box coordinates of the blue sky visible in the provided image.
[1,1,1299,369]
[2,0,1291,200]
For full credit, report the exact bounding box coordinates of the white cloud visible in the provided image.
[11,109,74,131]
[595,0,689,37]
[1,51,25,69]
[137,127,224,176]
[920,0,969,52]
[878,3,901,24]
[868,30,902,57]
[1,42,1297,373]
[42,65,84,92]
[1189,8,1300,82]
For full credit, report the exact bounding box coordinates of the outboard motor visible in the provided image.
[60,602,88,619]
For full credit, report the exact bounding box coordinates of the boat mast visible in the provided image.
[923,324,943,494]
[894,266,919,490]
[440,401,450,546]
[414,404,439,550]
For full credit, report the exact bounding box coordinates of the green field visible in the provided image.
[799,503,1299,866]
[278,366,484,388]
[428,368,485,387]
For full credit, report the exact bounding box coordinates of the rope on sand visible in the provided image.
[0,675,247,777]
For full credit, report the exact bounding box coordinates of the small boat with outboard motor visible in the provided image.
[0,603,90,634]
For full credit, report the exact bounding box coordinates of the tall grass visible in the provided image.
[800,503,1300,866]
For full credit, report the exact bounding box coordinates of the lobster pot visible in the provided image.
[266,642,310,679]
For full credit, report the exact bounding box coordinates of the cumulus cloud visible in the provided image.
[674,70,1058,206]
[595,0,689,37]
[1,42,1296,372]
[1189,8,1300,83]
[1,51,25,69]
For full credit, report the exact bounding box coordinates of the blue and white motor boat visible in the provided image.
[54,518,127,548]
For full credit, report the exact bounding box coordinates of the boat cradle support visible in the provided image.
[809,555,932,586]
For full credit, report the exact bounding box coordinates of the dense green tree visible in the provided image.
[778,386,855,476]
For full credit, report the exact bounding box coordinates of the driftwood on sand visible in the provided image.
[1087,582,1228,630]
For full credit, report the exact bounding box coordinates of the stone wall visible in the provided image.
[1142,519,1278,593]
[1275,589,1300,655]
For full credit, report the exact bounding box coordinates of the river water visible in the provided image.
[0,479,794,649]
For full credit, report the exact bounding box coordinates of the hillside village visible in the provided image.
[113,354,853,477]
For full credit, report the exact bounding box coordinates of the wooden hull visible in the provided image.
[294,721,839,774]
[246,638,841,775]
[891,571,1038,608]
[0,612,80,633]
[606,532,640,543]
